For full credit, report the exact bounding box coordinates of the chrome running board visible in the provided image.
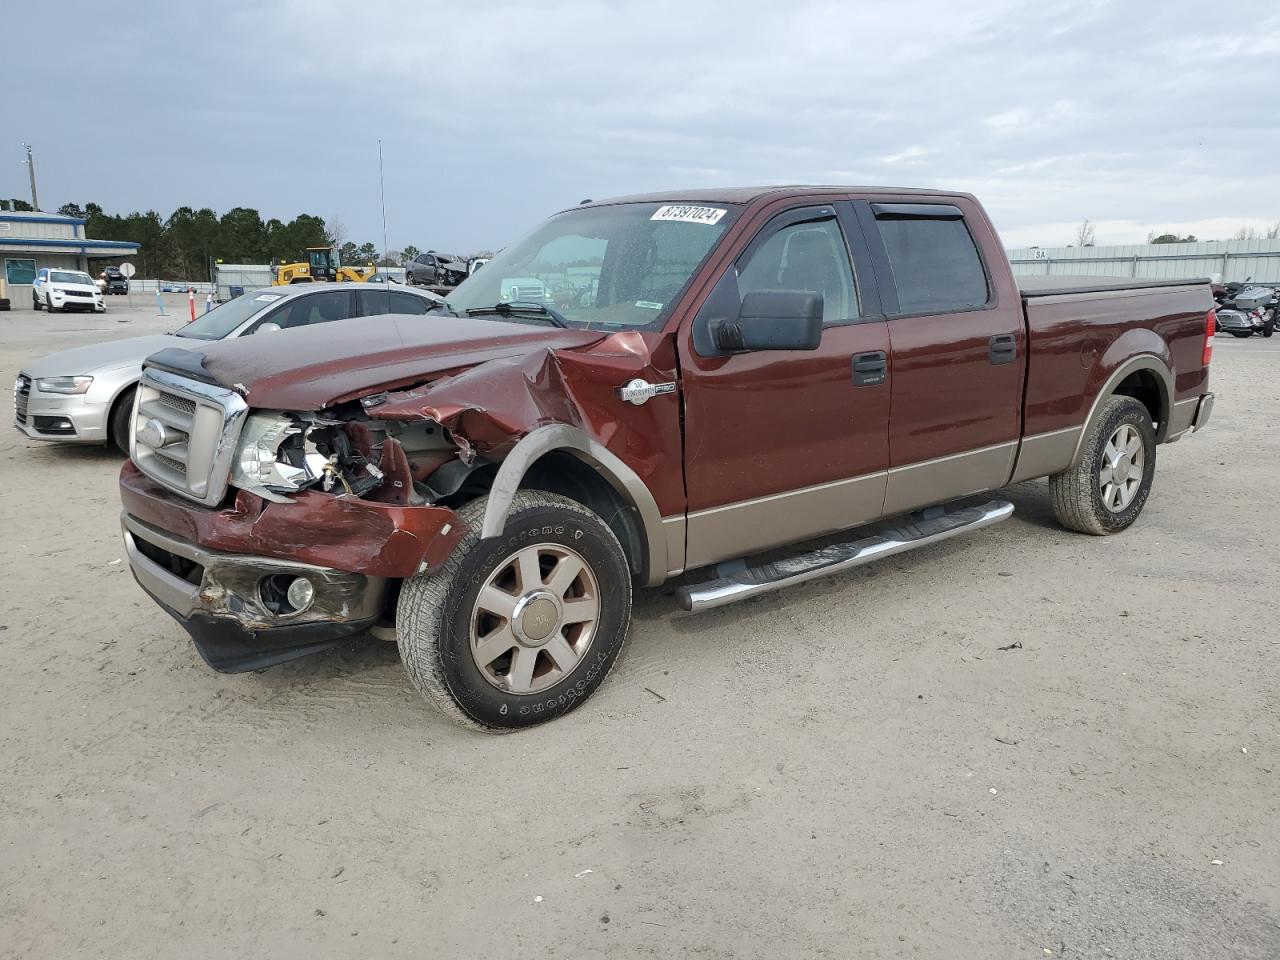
[676,499,1014,612]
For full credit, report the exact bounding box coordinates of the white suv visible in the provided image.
[32,268,106,313]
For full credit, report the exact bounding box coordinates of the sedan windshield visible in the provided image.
[175,289,280,340]
[445,202,738,330]
[52,271,94,285]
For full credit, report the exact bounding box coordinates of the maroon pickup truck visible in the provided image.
[119,186,1216,729]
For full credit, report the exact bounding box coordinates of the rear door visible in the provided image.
[355,288,433,317]
[678,202,891,568]
[855,199,1025,514]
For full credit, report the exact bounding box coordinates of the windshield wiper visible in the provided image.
[465,300,569,328]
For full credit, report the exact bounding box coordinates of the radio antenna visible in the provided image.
[378,139,391,292]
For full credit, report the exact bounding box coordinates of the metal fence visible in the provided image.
[1006,238,1280,285]
[213,264,275,301]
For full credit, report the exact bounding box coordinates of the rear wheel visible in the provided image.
[397,491,632,731]
[1050,396,1156,535]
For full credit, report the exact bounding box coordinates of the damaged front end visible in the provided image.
[228,406,480,508]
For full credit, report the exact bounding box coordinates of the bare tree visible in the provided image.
[1074,219,1095,247]
[325,215,346,248]
[1267,221,1280,240]
[1233,225,1260,241]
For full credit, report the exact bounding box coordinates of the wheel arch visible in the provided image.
[105,376,142,445]
[1071,354,1173,463]
[480,424,668,587]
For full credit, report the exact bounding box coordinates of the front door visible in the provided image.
[677,204,891,569]
[855,200,1026,514]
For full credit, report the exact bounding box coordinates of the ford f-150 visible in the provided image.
[117,186,1216,730]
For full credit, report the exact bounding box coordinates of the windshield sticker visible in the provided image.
[635,300,664,309]
[650,205,727,225]
[254,294,283,302]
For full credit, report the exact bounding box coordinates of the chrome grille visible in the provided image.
[157,393,197,417]
[14,375,30,425]
[14,371,30,424]
[131,369,248,506]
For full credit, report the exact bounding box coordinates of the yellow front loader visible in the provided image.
[273,246,374,285]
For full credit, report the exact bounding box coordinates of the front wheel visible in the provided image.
[1050,395,1156,535]
[1231,331,1252,338]
[397,491,632,731]
[32,294,42,311]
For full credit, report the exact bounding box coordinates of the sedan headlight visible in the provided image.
[36,376,94,394]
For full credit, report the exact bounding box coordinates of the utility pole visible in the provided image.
[21,142,39,210]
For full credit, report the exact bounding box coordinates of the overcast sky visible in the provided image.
[6,0,1279,253]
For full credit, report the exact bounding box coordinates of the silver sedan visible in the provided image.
[14,282,443,453]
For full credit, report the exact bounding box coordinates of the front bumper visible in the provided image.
[123,512,387,671]
[13,381,110,443]
[119,460,468,671]
[48,293,104,312]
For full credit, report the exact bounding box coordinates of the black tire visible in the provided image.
[405,271,416,286]
[1230,331,1251,338]
[108,387,136,456]
[397,491,632,731]
[32,294,42,311]
[1050,395,1156,536]
[46,294,58,314]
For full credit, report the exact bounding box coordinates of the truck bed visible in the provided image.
[1018,274,1209,298]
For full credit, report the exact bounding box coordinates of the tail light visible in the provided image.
[1202,309,1215,366]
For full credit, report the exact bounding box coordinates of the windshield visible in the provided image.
[445,202,738,330]
[52,271,94,286]
[175,289,280,340]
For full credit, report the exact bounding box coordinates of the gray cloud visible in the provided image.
[6,0,1278,251]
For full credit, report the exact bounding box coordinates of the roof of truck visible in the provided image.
[576,185,973,209]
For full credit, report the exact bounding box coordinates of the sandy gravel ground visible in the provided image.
[1,297,1277,959]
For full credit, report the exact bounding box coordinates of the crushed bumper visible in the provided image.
[123,512,387,672]
[119,459,469,672]
[119,460,466,579]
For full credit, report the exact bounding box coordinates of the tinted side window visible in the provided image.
[876,216,988,315]
[736,218,857,325]
[390,292,429,315]
[273,290,352,329]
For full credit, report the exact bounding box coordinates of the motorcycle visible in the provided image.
[1214,278,1277,338]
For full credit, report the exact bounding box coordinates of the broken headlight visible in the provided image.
[230,411,388,502]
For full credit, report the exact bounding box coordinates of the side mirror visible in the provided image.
[256,321,282,334]
[712,290,823,352]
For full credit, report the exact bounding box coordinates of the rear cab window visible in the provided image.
[872,203,989,315]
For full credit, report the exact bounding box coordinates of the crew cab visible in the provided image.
[117,186,1216,731]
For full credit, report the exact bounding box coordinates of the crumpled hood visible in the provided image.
[146,314,607,410]
[23,334,189,379]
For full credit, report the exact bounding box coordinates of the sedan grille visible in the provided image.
[131,370,248,506]
[14,374,30,425]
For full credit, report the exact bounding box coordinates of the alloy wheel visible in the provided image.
[469,543,600,694]
[1099,423,1144,512]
